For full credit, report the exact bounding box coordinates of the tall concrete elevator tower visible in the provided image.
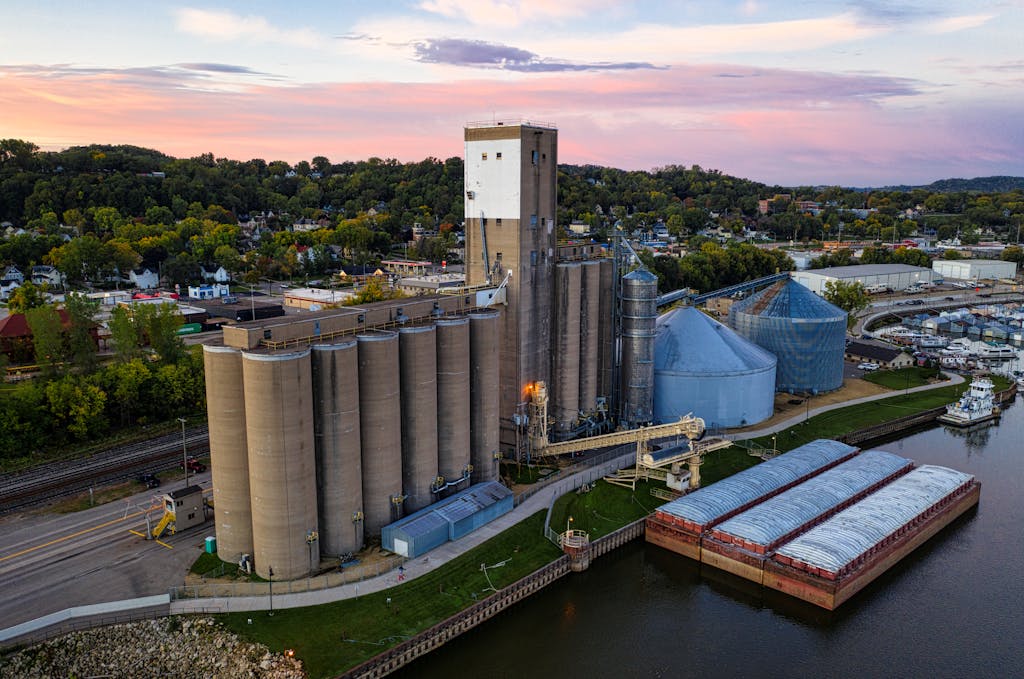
[464,121,558,457]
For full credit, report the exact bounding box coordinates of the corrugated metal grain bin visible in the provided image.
[730,279,846,394]
[381,481,513,558]
[654,306,776,428]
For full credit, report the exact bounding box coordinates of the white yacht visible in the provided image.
[977,343,1017,360]
[916,335,949,349]
[937,376,1001,426]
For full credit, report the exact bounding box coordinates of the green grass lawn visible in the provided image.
[500,461,558,485]
[863,366,942,390]
[548,478,667,540]
[218,511,560,679]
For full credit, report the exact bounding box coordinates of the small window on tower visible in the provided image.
[482,152,488,160]
[496,218,502,226]
[530,250,538,265]
[530,214,538,227]
[542,153,546,160]
[532,150,539,164]
[496,152,502,159]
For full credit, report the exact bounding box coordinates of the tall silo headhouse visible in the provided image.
[729,280,847,394]
[653,306,777,429]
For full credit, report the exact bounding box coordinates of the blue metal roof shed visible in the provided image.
[381,481,513,558]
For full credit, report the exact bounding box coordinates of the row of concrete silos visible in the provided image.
[550,259,616,433]
[204,309,501,580]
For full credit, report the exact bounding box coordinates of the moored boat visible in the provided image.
[937,376,1001,426]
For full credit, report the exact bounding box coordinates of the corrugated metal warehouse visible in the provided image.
[931,258,1017,282]
[791,263,938,295]
[729,280,847,394]
[381,481,513,558]
[653,306,776,429]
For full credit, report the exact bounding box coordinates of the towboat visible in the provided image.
[937,376,1001,426]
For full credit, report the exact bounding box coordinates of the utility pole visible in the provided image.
[178,417,188,487]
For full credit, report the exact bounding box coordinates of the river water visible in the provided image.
[400,397,1022,679]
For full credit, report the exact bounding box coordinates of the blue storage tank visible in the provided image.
[381,481,513,558]
[653,306,776,429]
[729,279,847,394]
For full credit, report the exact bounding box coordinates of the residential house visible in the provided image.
[201,266,231,283]
[129,268,159,290]
[30,265,63,287]
[0,280,19,301]
[2,266,24,285]
[844,342,915,370]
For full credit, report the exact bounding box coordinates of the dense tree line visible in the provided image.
[639,240,794,294]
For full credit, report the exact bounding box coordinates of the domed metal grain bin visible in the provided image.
[620,268,658,425]
[203,346,253,564]
[653,306,776,428]
[729,280,847,394]
[311,341,363,557]
[242,349,319,580]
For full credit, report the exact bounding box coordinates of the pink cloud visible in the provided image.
[1,63,1021,185]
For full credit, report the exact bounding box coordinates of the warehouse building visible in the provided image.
[931,259,1017,282]
[792,264,938,295]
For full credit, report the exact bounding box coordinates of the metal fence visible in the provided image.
[169,554,407,601]
[513,444,636,507]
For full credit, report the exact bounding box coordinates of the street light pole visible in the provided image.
[178,417,188,487]
[268,566,274,616]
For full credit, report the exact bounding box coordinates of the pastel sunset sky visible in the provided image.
[2,1,1022,186]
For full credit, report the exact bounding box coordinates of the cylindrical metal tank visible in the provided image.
[311,341,363,558]
[242,349,318,580]
[435,317,470,488]
[357,331,403,535]
[729,280,847,394]
[552,262,582,433]
[579,260,601,415]
[598,258,615,405]
[653,306,776,428]
[469,309,501,482]
[399,325,439,513]
[203,346,253,564]
[620,268,658,426]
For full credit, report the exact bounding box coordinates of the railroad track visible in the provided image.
[0,425,211,514]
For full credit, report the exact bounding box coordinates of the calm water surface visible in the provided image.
[400,397,1023,679]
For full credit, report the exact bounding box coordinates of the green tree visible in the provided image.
[25,305,65,372]
[135,302,185,363]
[6,282,48,314]
[44,376,107,441]
[109,305,143,362]
[64,292,100,371]
[1000,245,1024,265]
[823,280,867,330]
[99,358,151,425]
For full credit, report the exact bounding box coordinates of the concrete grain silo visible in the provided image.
[598,258,615,404]
[730,280,847,394]
[399,325,439,513]
[620,268,658,426]
[357,331,404,535]
[469,309,501,482]
[552,262,582,432]
[311,341,363,557]
[203,346,253,564]
[653,306,776,429]
[435,317,471,488]
[579,260,601,415]
[242,349,319,580]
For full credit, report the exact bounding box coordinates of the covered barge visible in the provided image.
[646,439,858,559]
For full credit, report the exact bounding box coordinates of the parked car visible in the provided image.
[181,456,207,473]
[138,473,161,489]
[858,362,880,371]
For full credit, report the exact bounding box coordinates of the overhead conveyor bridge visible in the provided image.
[657,271,791,308]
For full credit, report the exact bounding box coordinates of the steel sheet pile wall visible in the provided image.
[710,450,913,553]
[620,269,659,426]
[552,262,582,432]
[773,465,977,578]
[469,309,501,481]
[435,317,471,487]
[399,326,439,513]
[242,350,318,580]
[311,341,363,557]
[654,439,859,533]
[653,306,776,428]
[203,346,253,562]
[357,331,403,535]
[578,260,601,415]
[597,259,615,404]
[729,280,847,394]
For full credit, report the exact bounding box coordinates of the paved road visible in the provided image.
[0,475,211,629]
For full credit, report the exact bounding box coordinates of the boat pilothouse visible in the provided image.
[937,375,1001,426]
[977,343,1017,361]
